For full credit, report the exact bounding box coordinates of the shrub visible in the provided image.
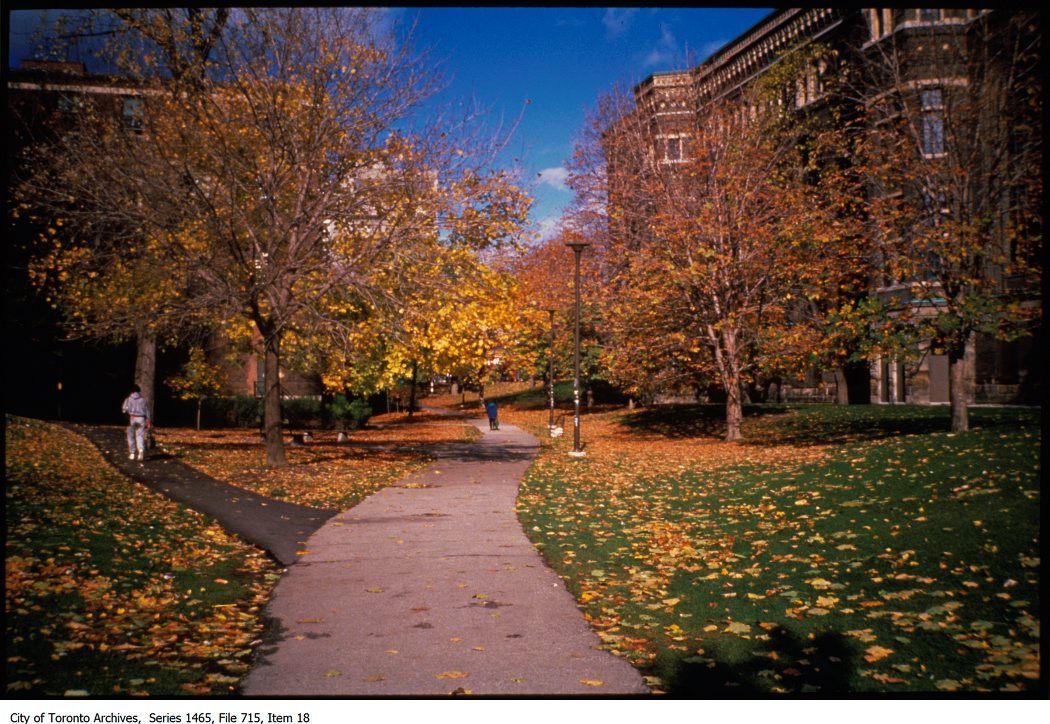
[230,395,263,428]
[329,395,372,429]
[283,397,322,428]
[200,395,262,428]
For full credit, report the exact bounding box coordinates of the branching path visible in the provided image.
[67,423,337,565]
[241,418,649,696]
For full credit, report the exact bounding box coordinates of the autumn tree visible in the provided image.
[510,231,589,393]
[847,10,1042,431]
[166,346,224,430]
[16,8,529,467]
[594,56,858,441]
[311,244,530,411]
[12,9,232,416]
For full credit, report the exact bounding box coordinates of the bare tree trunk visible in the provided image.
[407,359,418,418]
[134,330,157,419]
[724,381,744,442]
[712,327,745,442]
[949,346,969,433]
[833,367,850,405]
[263,333,287,467]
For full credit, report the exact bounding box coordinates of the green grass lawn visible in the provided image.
[5,416,280,696]
[6,401,1042,696]
[513,403,1041,694]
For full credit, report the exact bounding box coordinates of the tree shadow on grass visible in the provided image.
[619,404,792,440]
[657,626,856,696]
[619,403,1032,448]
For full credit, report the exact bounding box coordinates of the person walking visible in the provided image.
[121,384,151,461]
[485,400,499,430]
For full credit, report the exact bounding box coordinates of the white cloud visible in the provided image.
[536,166,570,192]
[602,8,638,40]
[643,23,678,69]
[536,216,563,241]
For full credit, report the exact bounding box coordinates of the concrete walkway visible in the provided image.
[241,419,649,696]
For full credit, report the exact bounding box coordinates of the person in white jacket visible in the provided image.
[121,384,151,461]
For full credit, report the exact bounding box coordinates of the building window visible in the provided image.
[122,97,144,134]
[920,88,944,156]
[666,136,682,161]
[794,59,828,108]
[921,189,948,280]
[893,8,971,28]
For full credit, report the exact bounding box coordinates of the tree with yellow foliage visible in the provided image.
[16,8,530,467]
[166,346,224,431]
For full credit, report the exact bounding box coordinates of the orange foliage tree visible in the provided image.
[592,53,862,440]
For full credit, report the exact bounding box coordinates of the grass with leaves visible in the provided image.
[5,415,281,696]
[497,397,1041,694]
[157,410,480,509]
[5,410,478,696]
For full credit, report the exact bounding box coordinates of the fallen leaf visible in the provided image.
[869,672,907,684]
[864,645,894,663]
[580,679,604,687]
[437,671,469,680]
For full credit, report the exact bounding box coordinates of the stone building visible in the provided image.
[625,8,1041,405]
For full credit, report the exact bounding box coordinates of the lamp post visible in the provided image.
[546,308,556,434]
[565,235,590,457]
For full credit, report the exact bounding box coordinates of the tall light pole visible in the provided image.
[547,308,556,435]
[565,235,590,457]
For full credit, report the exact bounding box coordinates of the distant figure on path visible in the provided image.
[121,384,151,461]
[485,400,499,430]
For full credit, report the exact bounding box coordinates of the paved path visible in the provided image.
[67,424,337,565]
[241,419,649,696]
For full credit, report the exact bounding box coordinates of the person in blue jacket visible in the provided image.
[485,400,499,430]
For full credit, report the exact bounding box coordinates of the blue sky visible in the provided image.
[400,7,772,240]
[7,7,773,241]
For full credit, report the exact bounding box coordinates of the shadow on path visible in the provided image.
[66,424,337,566]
